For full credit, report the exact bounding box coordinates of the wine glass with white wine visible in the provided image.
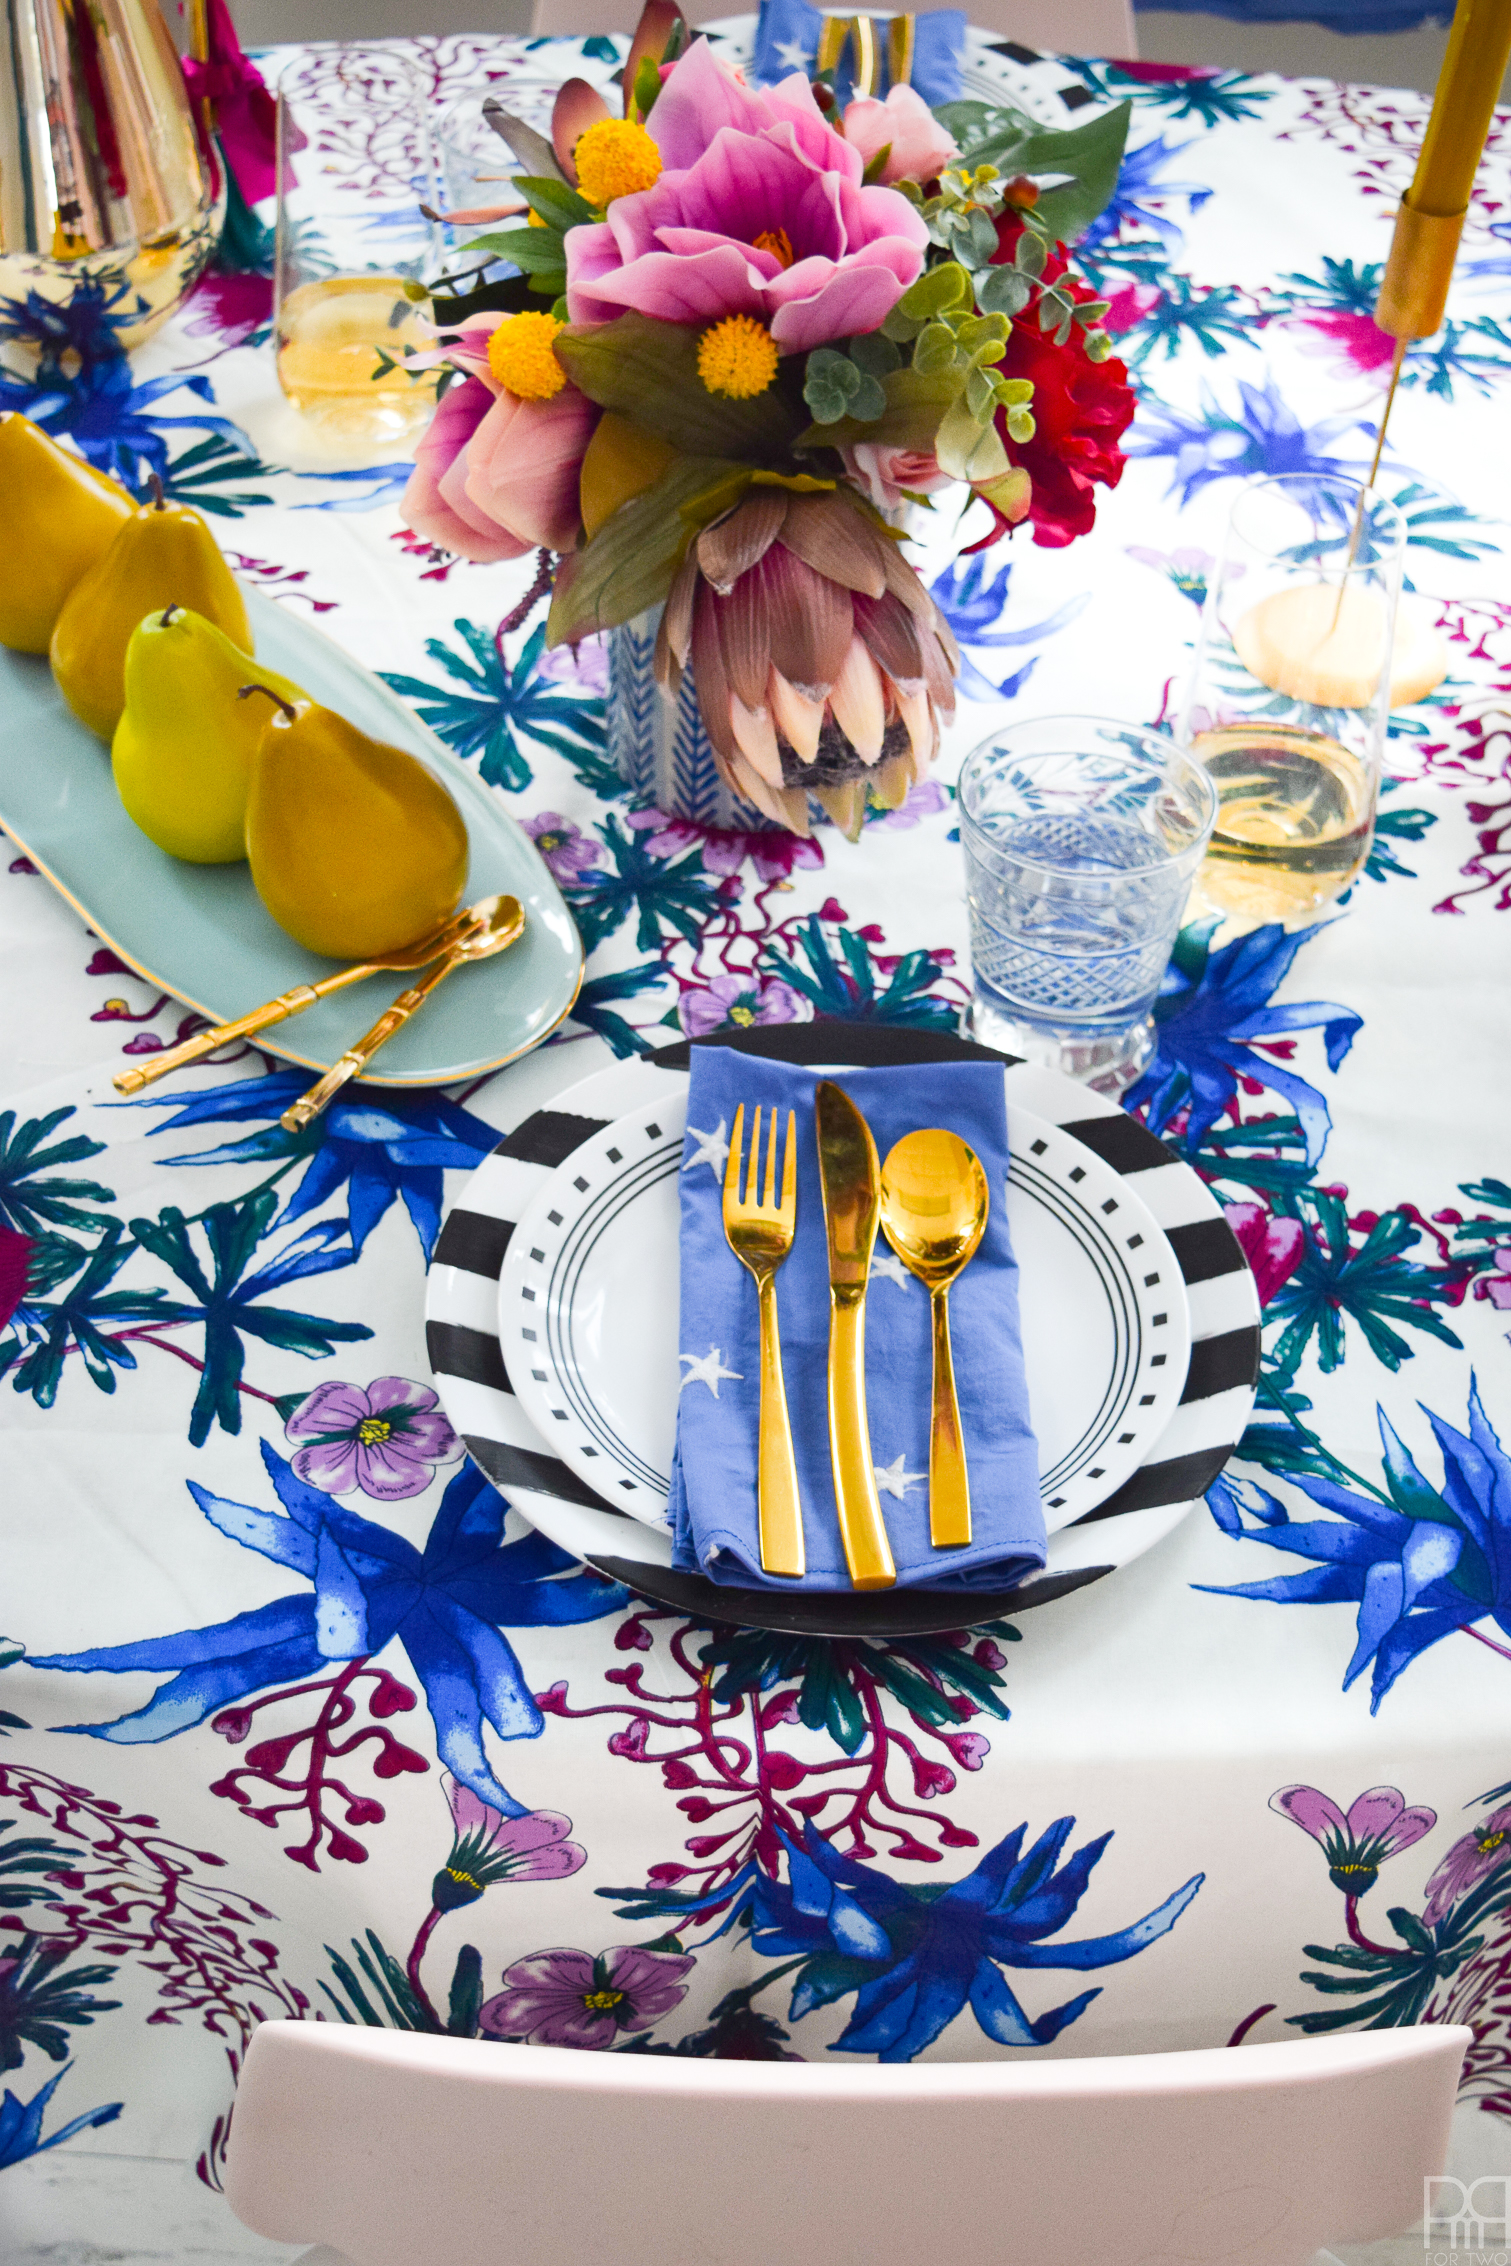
[1177,474,1425,934]
[273,46,442,446]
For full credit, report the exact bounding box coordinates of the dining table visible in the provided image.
[3,18,1511,2238]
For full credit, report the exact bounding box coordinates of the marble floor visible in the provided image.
[0,2146,1446,2266]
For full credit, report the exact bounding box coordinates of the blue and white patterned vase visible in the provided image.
[608,608,787,833]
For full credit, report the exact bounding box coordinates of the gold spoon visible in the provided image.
[878,1128,990,1550]
[280,894,527,1132]
[112,904,492,1097]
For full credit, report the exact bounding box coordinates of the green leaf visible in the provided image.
[447,1943,484,2037]
[793,363,965,456]
[848,369,887,421]
[554,312,799,459]
[896,261,972,322]
[935,391,1007,483]
[956,103,1132,244]
[1014,228,1047,278]
[632,54,663,120]
[458,225,568,276]
[513,174,595,231]
[545,455,746,643]
[848,331,901,377]
[965,365,995,422]
[861,142,892,185]
[913,321,960,375]
[975,265,1031,318]
[961,207,1001,269]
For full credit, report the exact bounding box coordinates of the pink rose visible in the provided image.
[842,441,953,512]
[842,86,958,186]
[400,375,532,565]
[462,384,600,556]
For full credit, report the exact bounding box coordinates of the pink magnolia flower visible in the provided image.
[285,1376,462,1502]
[1270,1783,1436,1896]
[462,383,600,556]
[1423,1804,1511,1926]
[526,811,601,883]
[1224,1201,1306,1310]
[401,374,533,566]
[477,1943,695,2048]
[431,1773,585,1913]
[841,85,957,186]
[841,440,952,513]
[679,971,802,1037]
[566,40,927,351]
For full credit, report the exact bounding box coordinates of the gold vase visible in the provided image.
[0,0,222,354]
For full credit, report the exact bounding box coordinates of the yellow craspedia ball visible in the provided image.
[574,117,662,207]
[697,315,780,401]
[488,311,567,402]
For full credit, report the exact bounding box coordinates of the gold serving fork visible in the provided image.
[722,1103,805,1580]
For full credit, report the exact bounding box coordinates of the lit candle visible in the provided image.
[1234,586,1448,711]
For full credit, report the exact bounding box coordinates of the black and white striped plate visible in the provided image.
[496,1091,1192,1535]
[425,1026,1261,1638]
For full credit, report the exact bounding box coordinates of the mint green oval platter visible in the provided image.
[0,592,584,1086]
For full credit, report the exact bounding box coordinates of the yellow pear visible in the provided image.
[50,489,251,741]
[0,414,133,654]
[243,686,469,959]
[112,609,307,864]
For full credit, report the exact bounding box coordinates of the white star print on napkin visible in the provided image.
[683,1119,730,1177]
[678,1347,742,1397]
[875,1453,926,1500]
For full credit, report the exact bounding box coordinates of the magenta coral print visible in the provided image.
[285,1376,463,1501]
[478,1944,696,2048]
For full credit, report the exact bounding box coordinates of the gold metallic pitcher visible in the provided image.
[0,0,221,351]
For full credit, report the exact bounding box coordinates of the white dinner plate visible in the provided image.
[424,1027,1262,1639]
[497,1092,1191,1536]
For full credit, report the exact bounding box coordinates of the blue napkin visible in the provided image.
[668,1048,1043,1592]
[750,0,965,108]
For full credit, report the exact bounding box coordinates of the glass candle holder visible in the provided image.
[273,45,442,445]
[1177,473,1407,933]
[958,717,1218,1094]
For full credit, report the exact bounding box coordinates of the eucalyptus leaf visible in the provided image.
[1005,404,1036,444]
[1014,228,1047,278]
[963,207,1000,269]
[912,322,960,376]
[965,365,995,422]
[514,174,595,232]
[554,312,799,458]
[546,455,747,644]
[936,393,1008,484]
[481,100,565,186]
[975,265,1030,318]
[1054,312,1074,346]
[896,261,971,321]
[848,369,887,421]
[793,364,965,456]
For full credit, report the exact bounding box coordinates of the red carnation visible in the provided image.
[972,216,1137,552]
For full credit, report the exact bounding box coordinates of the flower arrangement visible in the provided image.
[402,5,1133,837]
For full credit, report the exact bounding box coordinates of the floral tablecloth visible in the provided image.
[4,27,1511,2214]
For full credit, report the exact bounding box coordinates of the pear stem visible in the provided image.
[160,604,183,628]
[148,470,166,510]
[237,682,299,724]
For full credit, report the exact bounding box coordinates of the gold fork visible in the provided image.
[722,1103,805,1580]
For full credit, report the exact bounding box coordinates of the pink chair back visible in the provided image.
[225,2018,1467,2266]
[526,2,1139,66]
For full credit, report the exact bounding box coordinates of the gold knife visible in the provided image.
[815,1080,897,1591]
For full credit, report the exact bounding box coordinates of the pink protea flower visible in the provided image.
[1270,1783,1436,1897]
[565,41,927,351]
[477,1942,695,2048]
[431,1773,585,1913]
[285,1376,463,1502]
[525,811,601,883]
[841,85,958,186]
[1422,1804,1511,1926]
[657,485,957,838]
[679,971,801,1037]
[1224,1201,1307,1310]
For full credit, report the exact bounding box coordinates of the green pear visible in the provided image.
[112,609,307,864]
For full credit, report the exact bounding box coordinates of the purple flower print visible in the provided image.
[285,1376,463,1502]
[536,633,610,697]
[1126,544,1228,608]
[525,811,600,884]
[1270,1783,1436,1897]
[1478,1248,1511,1310]
[477,1943,695,2048]
[679,972,802,1039]
[1422,1804,1511,1926]
[875,778,948,831]
[624,808,824,884]
[430,1772,586,1913]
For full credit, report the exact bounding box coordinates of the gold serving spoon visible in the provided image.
[878,1128,990,1550]
[280,894,527,1133]
[112,902,490,1097]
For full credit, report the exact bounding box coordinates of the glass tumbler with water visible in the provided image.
[958,718,1218,1093]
